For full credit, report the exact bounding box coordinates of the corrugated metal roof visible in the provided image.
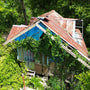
[7,25,27,41]
[6,10,89,58]
[40,10,88,57]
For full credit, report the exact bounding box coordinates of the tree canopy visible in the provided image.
[0,0,90,48]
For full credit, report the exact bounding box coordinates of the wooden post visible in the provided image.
[22,74,25,90]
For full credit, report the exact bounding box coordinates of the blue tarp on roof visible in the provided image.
[38,22,47,29]
[15,22,55,41]
[15,26,43,41]
[15,22,62,62]
[38,22,55,35]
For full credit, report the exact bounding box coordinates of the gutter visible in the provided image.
[78,50,90,61]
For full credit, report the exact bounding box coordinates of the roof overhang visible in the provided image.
[3,22,40,45]
[3,20,90,62]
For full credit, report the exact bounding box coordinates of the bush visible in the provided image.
[0,36,25,90]
[26,76,44,90]
[75,71,90,90]
[47,76,66,90]
[0,54,25,90]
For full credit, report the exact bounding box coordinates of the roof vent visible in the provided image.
[37,17,45,20]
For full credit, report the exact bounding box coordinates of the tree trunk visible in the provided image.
[20,0,27,25]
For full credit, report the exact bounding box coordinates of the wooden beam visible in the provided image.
[61,44,90,69]
[36,23,90,69]
[36,23,46,33]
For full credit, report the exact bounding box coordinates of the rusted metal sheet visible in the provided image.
[7,25,27,41]
[40,11,88,58]
[6,10,89,60]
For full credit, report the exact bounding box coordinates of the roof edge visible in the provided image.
[3,23,38,45]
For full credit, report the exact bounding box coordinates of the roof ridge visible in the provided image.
[40,10,63,18]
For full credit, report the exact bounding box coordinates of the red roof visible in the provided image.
[40,10,88,57]
[7,25,27,41]
[6,10,89,58]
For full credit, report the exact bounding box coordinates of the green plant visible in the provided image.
[70,81,81,90]
[13,30,88,90]
[75,71,90,90]
[0,54,25,90]
[0,36,26,90]
[26,76,44,90]
[47,76,61,90]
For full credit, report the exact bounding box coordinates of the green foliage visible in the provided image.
[86,24,90,47]
[0,55,23,89]
[47,76,66,90]
[0,1,19,32]
[47,76,61,90]
[86,24,90,33]
[26,76,44,90]
[0,35,25,90]
[75,71,90,90]
[0,0,32,32]
[70,81,81,90]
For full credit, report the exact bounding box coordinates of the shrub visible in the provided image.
[26,76,44,90]
[47,76,66,90]
[75,71,90,90]
[0,36,25,90]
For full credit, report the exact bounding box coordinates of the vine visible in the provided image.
[13,29,90,67]
[6,30,89,89]
[11,30,89,74]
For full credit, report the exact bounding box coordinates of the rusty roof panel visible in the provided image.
[7,25,27,41]
[6,10,89,58]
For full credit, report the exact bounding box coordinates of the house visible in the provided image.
[4,10,90,74]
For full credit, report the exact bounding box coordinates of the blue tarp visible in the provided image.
[38,22,47,29]
[39,22,55,35]
[15,26,43,41]
[15,22,62,62]
[15,22,55,41]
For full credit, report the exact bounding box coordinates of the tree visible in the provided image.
[0,0,30,32]
[0,1,18,32]
[20,0,27,25]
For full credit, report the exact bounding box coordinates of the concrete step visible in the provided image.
[27,73,35,77]
[26,69,35,77]
[27,69,35,73]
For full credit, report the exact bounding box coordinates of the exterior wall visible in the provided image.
[35,62,55,75]
[17,48,52,75]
